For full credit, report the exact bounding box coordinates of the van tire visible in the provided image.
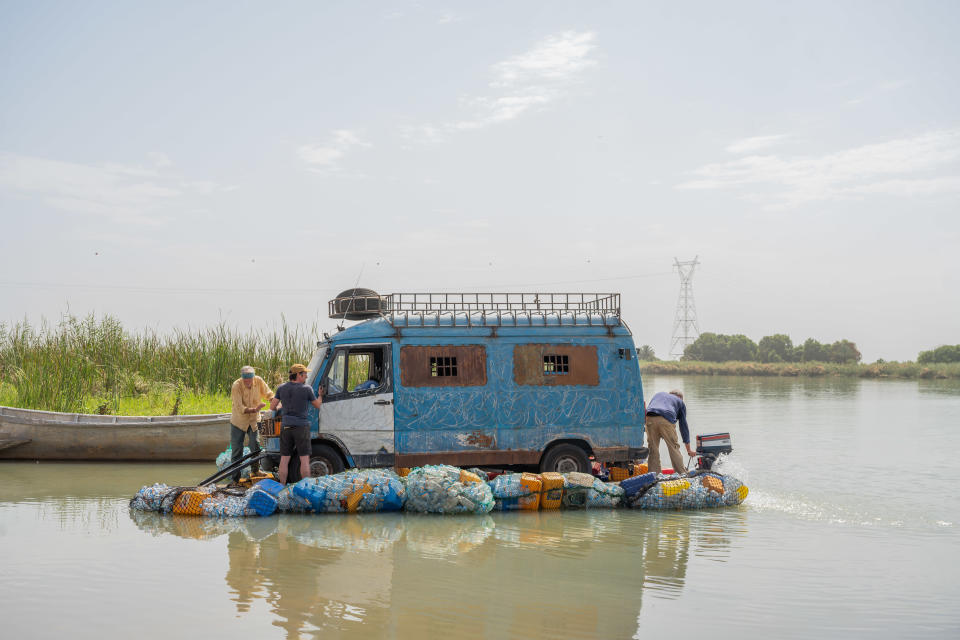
[540,443,591,474]
[309,443,345,477]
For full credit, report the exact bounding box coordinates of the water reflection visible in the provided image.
[128,509,744,639]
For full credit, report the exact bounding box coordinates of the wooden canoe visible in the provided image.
[0,406,231,461]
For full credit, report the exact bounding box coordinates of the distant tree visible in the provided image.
[800,338,830,362]
[683,333,731,362]
[636,344,657,360]
[758,334,795,363]
[727,334,759,361]
[828,339,861,364]
[918,344,960,363]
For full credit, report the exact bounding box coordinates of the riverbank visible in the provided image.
[640,360,960,379]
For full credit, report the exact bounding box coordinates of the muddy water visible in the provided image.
[1,376,958,639]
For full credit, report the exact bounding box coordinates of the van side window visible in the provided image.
[543,354,569,374]
[322,345,391,399]
[401,346,486,387]
[514,345,599,386]
[327,351,346,394]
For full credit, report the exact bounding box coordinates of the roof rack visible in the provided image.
[328,292,621,328]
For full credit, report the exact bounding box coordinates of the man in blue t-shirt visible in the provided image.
[645,389,696,474]
[270,363,323,484]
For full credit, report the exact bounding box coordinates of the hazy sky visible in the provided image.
[1,1,957,362]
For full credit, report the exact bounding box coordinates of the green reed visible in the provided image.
[0,313,319,413]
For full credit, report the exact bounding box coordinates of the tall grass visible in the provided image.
[0,313,318,413]
[640,360,960,379]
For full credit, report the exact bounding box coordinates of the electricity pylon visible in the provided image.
[670,256,701,359]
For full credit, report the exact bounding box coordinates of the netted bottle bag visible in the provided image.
[356,473,406,512]
[628,473,750,510]
[282,481,321,513]
[202,495,249,517]
[130,483,173,512]
[586,478,624,509]
[403,465,495,514]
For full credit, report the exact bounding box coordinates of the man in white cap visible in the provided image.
[229,365,274,482]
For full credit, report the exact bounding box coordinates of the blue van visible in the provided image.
[263,291,647,477]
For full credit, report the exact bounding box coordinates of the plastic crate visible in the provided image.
[245,488,278,517]
[702,476,724,494]
[253,479,284,496]
[661,479,691,497]
[257,418,280,437]
[620,472,657,498]
[172,490,211,516]
[519,473,542,510]
[346,483,372,513]
[609,467,631,482]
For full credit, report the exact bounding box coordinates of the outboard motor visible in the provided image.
[696,432,733,471]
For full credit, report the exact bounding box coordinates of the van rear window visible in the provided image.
[514,345,599,386]
[401,346,486,387]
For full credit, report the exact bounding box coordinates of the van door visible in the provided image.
[319,343,394,467]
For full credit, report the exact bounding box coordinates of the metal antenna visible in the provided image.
[670,256,701,358]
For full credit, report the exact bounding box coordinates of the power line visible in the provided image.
[0,270,674,296]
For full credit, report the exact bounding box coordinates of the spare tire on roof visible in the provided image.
[329,288,387,320]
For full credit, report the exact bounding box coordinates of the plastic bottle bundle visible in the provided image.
[281,480,320,513]
[628,473,749,510]
[560,471,597,509]
[202,495,250,517]
[403,464,495,514]
[585,478,624,508]
[720,475,749,506]
[215,447,251,479]
[466,467,489,481]
[354,470,406,512]
[130,483,174,512]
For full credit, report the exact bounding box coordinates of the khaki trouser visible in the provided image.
[645,414,686,474]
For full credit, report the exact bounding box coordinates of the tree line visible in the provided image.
[637,335,960,364]
[638,333,862,363]
[918,344,960,364]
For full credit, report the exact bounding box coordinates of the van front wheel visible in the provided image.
[309,443,345,477]
[540,444,590,474]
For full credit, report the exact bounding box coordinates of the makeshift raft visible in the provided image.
[130,464,748,518]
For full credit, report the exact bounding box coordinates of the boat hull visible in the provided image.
[0,406,230,461]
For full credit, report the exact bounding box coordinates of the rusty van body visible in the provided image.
[264,292,647,477]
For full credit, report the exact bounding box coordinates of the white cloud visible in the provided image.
[0,151,225,223]
[410,31,597,141]
[726,134,789,154]
[677,129,960,207]
[298,129,371,170]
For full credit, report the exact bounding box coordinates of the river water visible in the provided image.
[1,375,958,639]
